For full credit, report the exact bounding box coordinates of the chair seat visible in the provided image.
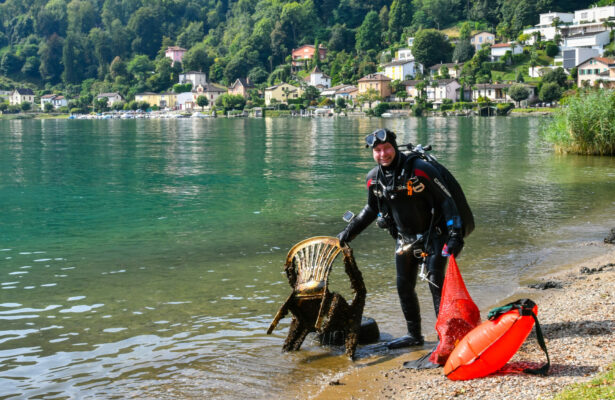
[296,280,326,296]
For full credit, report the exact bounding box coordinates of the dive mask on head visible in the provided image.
[365,129,397,148]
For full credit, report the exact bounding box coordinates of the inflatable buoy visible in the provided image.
[444,300,538,380]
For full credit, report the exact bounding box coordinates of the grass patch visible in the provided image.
[511,108,556,113]
[542,89,615,155]
[550,362,615,400]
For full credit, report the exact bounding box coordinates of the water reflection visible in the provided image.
[1,117,614,398]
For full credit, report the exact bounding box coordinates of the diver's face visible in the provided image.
[372,142,396,167]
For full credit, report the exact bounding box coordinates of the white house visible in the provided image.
[40,94,68,109]
[382,59,422,81]
[396,48,414,61]
[10,88,35,106]
[179,71,207,87]
[563,30,611,52]
[305,66,331,88]
[523,12,574,43]
[96,92,123,105]
[491,43,523,61]
[429,63,463,78]
[425,79,461,103]
[472,83,537,103]
[402,80,423,99]
[176,92,197,110]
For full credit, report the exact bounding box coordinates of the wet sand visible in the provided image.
[308,243,615,400]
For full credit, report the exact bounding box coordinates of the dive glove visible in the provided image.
[336,229,352,246]
[442,231,464,257]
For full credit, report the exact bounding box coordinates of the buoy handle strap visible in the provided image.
[486,298,550,376]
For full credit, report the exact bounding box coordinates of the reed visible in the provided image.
[543,89,615,155]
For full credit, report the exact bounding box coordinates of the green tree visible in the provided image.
[67,0,98,34]
[44,102,55,113]
[20,102,32,111]
[542,67,567,88]
[452,39,474,63]
[388,0,412,43]
[182,43,213,74]
[89,28,113,79]
[0,50,21,76]
[196,95,209,109]
[328,24,354,52]
[412,29,453,69]
[355,11,382,53]
[128,7,162,58]
[94,97,109,112]
[539,82,562,104]
[39,34,64,83]
[335,96,346,109]
[37,0,68,37]
[508,84,530,107]
[356,88,382,109]
[62,33,86,84]
[177,21,204,49]
[127,55,154,83]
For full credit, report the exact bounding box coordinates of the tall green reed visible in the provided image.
[543,89,615,155]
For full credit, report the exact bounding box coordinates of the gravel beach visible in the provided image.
[312,245,615,400]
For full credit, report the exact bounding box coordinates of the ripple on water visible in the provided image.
[59,304,104,313]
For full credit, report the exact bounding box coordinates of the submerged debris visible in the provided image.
[580,263,615,274]
[604,228,615,244]
[528,281,563,290]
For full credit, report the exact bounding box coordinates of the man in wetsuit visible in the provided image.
[337,128,464,349]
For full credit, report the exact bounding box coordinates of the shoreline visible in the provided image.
[308,243,615,400]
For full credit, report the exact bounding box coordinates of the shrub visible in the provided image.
[373,102,390,117]
[496,103,513,115]
[543,89,615,155]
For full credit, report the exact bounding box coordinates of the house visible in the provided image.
[179,71,207,88]
[556,47,601,70]
[523,12,574,43]
[228,78,255,98]
[490,43,523,61]
[407,37,415,48]
[429,63,463,78]
[396,48,414,61]
[335,85,358,102]
[9,88,35,105]
[196,83,228,104]
[577,57,615,87]
[264,83,303,106]
[402,80,423,99]
[165,46,187,66]
[0,90,11,102]
[470,32,495,50]
[425,79,461,103]
[40,94,68,109]
[134,92,178,109]
[176,92,197,110]
[305,66,331,88]
[471,83,537,103]
[382,59,422,81]
[320,84,354,99]
[291,44,327,72]
[96,93,123,106]
[357,73,392,99]
[563,30,611,52]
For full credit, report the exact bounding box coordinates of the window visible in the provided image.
[479,37,483,43]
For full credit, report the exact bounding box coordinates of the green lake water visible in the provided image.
[1,117,614,399]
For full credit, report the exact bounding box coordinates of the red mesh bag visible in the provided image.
[429,255,481,365]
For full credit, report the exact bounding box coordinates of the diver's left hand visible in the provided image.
[442,233,464,257]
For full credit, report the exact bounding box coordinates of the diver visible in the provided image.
[337,128,465,349]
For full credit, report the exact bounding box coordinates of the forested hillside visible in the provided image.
[0,0,606,98]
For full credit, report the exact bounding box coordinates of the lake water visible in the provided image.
[1,117,614,399]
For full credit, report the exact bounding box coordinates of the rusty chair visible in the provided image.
[267,236,366,359]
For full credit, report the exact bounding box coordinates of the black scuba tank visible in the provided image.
[403,145,475,238]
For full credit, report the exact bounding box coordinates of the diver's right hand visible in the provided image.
[336,229,351,246]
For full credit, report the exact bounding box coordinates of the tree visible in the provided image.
[355,11,382,53]
[39,34,64,83]
[452,39,475,63]
[127,55,154,83]
[303,86,321,102]
[182,42,213,74]
[196,95,209,109]
[20,102,32,112]
[128,7,162,58]
[356,88,382,109]
[94,97,109,112]
[335,97,346,109]
[539,82,562,104]
[542,67,567,88]
[328,24,354,52]
[44,102,55,113]
[508,84,530,107]
[412,29,453,69]
[388,0,412,43]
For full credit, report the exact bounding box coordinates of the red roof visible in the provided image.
[492,43,513,48]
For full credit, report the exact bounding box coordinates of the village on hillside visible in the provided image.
[2,4,615,118]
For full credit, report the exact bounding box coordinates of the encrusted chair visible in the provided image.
[267,236,366,359]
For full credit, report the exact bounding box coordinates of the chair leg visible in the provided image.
[283,318,310,352]
[345,318,361,359]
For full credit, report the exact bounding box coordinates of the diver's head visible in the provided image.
[365,129,398,167]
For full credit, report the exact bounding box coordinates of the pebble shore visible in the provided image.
[314,246,615,400]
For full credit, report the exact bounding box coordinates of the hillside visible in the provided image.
[0,0,602,99]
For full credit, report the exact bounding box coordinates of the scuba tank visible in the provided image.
[402,143,475,238]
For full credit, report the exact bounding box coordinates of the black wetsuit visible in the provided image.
[341,150,463,334]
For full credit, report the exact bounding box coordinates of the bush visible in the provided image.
[373,102,390,117]
[543,89,615,155]
[440,98,454,111]
[545,42,559,57]
[496,103,514,115]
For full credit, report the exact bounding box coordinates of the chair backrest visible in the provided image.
[285,236,343,297]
